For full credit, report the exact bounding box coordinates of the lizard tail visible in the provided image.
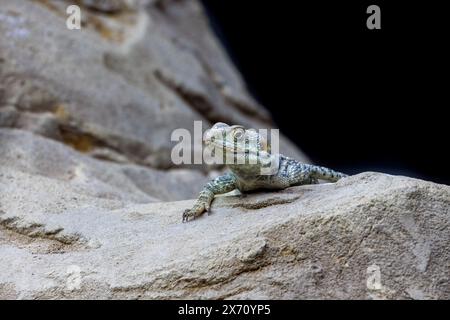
[310,165,348,182]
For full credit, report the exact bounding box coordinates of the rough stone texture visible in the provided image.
[0,0,307,205]
[0,172,449,299]
[0,0,307,170]
[1,0,449,300]
[0,128,215,204]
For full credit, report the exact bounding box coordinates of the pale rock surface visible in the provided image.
[1,0,448,300]
[0,172,449,299]
[0,0,306,170]
[0,0,307,208]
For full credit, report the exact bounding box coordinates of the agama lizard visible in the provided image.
[182,122,348,222]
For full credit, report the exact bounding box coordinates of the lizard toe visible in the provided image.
[182,209,194,223]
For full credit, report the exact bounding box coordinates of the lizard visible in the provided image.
[182,122,348,222]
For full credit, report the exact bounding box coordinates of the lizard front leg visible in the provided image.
[182,173,237,222]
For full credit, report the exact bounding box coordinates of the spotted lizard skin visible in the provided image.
[182,123,348,222]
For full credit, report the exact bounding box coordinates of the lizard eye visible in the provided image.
[233,129,244,140]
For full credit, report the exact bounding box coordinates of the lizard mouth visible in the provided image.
[205,141,246,153]
[205,141,264,158]
[203,128,261,155]
[203,130,240,153]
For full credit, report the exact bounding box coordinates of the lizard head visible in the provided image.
[203,122,268,159]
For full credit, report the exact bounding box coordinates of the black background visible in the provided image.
[0,299,441,318]
[201,0,449,185]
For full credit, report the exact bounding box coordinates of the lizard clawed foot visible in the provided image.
[182,209,193,223]
[182,205,207,223]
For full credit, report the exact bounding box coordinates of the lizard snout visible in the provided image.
[203,129,213,144]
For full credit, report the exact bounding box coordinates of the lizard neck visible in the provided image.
[227,152,278,180]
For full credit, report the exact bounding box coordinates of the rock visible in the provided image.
[0,0,308,229]
[0,172,448,299]
[1,0,448,301]
[0,0,308,171]
[0,128,212,203]
[80,0,153,13]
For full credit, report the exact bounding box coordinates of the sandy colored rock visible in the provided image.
[1,0,448,301]
[0,0,308,211]
[0,0,308,170]
[0,128,213,203]
[0,172,448,299]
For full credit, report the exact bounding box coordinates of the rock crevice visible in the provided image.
[0,172,448,299]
